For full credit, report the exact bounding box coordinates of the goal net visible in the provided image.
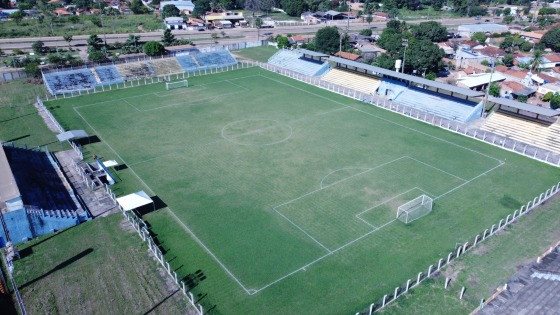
[166,80,188,90]
[397,195,433,224]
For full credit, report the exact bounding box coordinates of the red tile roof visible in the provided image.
[473,46,506,56]
[495,65,508,72]
[335,51,361,61]
[545,54,560,63]
[500,81,525,92]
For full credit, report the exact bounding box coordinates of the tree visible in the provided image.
[412,21,448,43]
[88,50,107,62]
[162,4,180,18]
[373,53,397,70]
[541,27,560,52]
[503,7,511,16]
[366,14,373,24]
[123,34,141,53]
[143,41,165,56]
[539,7,556,15]
[550,94,560,109]
[245,0,260,17]
[517,95,528,103]
[503,15,514,24]
[282,0,306,16]
[386,20,405,32]
[162,29,176,46]
[32,41,46,54]
[405,39,445,74]
[87,34,104,53]
[10,10,24,24]
[471,32,487,45]
[276,35,290,48]
[502,54,514,67]
[432,0,443,11]
[425,72,437,80]
[388,8,400,19]
[542,91,554,102]
[23,62,40,78]
[531,50,544,71]
[314,26,340,55]
[261,0,274,13]
[360,29,373,36]
[130,0,148,14]
[63,34,73,49]
[489,82,500,97]
[91,15,102,27]
[494,8,502,16]
[255,17,263,39]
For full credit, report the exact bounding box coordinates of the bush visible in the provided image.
[359,29,373,36]
[517,95,528,103]
[542,92,554,102]
[23,62,40,77]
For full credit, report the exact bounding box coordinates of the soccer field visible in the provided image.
[47,67,560,314]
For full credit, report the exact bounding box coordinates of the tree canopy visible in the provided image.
[314,26,340,55]
[541,27,560,52]
[411,21,447,43]
[162,4,180,18]
[161,29,176,46]
[143,41,165,56]
[470,32,487,45]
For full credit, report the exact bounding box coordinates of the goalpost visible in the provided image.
[166,80,189,90]
[397,195,433,224]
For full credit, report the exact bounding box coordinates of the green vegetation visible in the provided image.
[382,196,560,314]
[0,80,66,151]
[12,214,189,314]
[315,26,340,54]
[541,27,560,52]
[44,67,560,313]
[143,41,165,56]
[232,45,279,62]
[0,14,161,38]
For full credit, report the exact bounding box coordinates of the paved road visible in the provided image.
[0,17,479,51]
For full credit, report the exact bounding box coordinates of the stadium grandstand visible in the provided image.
[321,68,381,94]
[481,97,560,154]
[328,57,485,123]
[268,49,331,77]
[149,58,184,76]
[0,145,89,247]
[43,68,98,95]
[43,51,239,95]
[92,65,123,85]
[115,61,156,81]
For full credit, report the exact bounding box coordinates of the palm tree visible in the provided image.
[531,49,544,72]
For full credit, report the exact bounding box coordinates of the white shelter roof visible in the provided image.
[56,130,88,142]
[116,191,153,211]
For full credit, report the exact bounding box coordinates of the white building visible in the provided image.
[164,17,187,30]
[159,0,195,13]
[457,24,509,37]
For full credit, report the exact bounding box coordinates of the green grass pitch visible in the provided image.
[46,67,560,314]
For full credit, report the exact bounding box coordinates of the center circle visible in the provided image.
[221,119,292,146]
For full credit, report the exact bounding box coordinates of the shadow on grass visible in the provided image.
[19,248,94,290]
[19,225,79,259]
[142,289,179,315]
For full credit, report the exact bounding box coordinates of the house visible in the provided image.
[519,31,543,43]
[53,7,71,16]
[500,81,527,98]
[537,83,560,96]
[334,51,361,61]
[119,5,132,14]
[300,11,321,24]
[289,35,313,46]
[164,16,186,30]
[472,45,506,57]
[205,11,245,27]
[372,12,389,20]
[437,42,455,56]
[516,55,560,70]
[159,0,195,14]
[456,72,506,90]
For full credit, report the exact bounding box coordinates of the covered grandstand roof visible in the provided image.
[488,96,560,117]
[328,56,485,98]
[296,49,328,57]
[0,146,20,205]
[56,130,88,142]
[116,191,153,211]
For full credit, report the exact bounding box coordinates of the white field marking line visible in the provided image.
[72,106,254,295]
[153,84,208,97]
[319,167,371,189]
[272,208,332,253]
[251,219,398,294]
[434,161,505,201]
[225,79,247,90]
[273,156,408,211]
[127,139,227,167]
[122,98,141,112]
[356,215,376,228]
[72,74,261,110]
[259,73,503,165]
[221,119,294,146]
[404,156,468,182]
[140,90,247,112]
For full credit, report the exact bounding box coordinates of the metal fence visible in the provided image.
[0,69,28,82]
[355,181,560,314]
[256,62,560,168]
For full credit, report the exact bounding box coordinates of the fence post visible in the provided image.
[368,303,375,315]
[427,264,433,277]
[460,287,466,299]
[437,258,443,270]
[382,294,387,307]
[405,279,411,292]
[416,272,422,285]
[393,287,399,300]
[474,234,480,246]
[447,252,453,264]
[444,277,450,289]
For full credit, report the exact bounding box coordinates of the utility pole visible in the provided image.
[483,55,496,116]
[401,38,409,73]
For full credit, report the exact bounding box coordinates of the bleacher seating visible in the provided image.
[150,58,184,76]
[176,54,199,71]
[321,68,381,94]
[4,147,79,211]
[44,69,97,94]
[481,111,560,154]
[115,61,155,80]
[377,79,481,123]
[192,50,237,69]
[93,65,123,85]
[268,50,330,77]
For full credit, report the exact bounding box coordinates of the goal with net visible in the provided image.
[397,195,433,224]
[166,80,189,90]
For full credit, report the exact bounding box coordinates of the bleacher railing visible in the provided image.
[256,62,560,168]
[103,185,205,315]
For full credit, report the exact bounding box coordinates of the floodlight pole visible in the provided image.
[401,39,409,73]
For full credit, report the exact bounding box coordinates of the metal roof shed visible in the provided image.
[488,96,560,121]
